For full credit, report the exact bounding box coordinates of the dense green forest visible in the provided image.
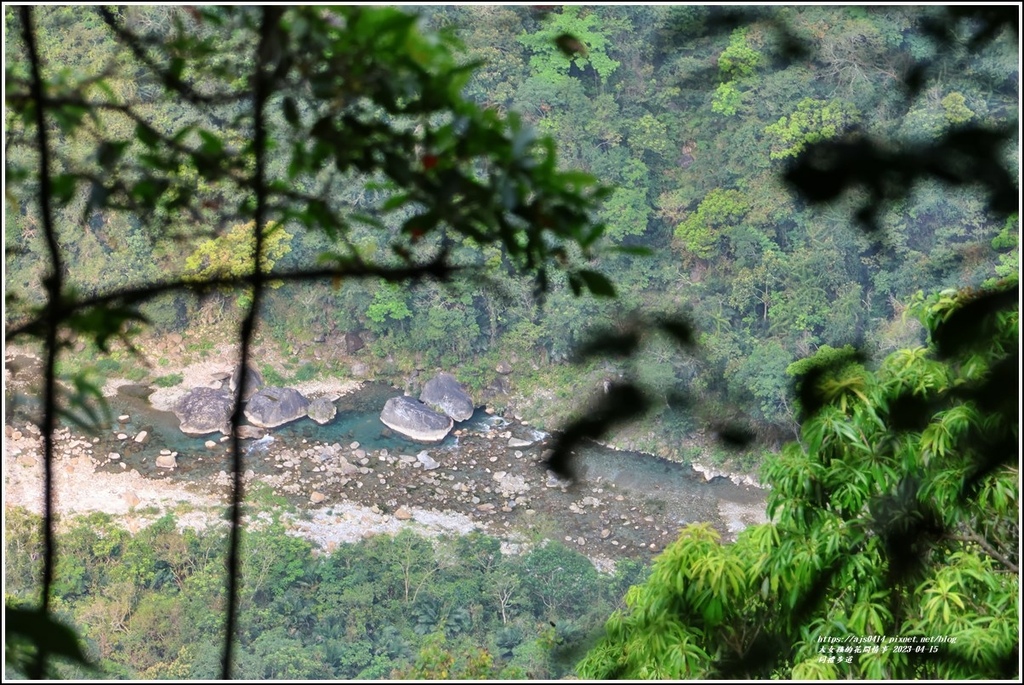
[6,6,1017,453]
[5,502,647,679]
[4,4,1019,681]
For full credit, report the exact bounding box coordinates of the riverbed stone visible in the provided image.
[108,452,120,461]
[134,430,149,444]
[419,373,474,422]
[395,507,413,520]
[380,396,453,443]
[229,362,264,401]
[508,436,533,448]
[156,453,177,469]
[417,451,439,470]
[204,440,217,449]
[306,397,337,425]
[245,387,310,428]
[310,491,326,504]
[337,458,358,476]
[174,387,233,435]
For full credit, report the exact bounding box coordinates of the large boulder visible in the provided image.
[307,396,337,425]
[230,363,265,401]
[419,372,474,422]
[174,387,233,435]
[344,331,365,354]
[380,396,453,443]
[244,387,310,428]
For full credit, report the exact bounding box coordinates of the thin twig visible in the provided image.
[4,258,463,343]
[950,528,1019,574]
[221,8,279,678]
[19,6,61,680]
[96,6,246,107]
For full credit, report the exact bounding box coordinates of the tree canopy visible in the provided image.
[577,278,1019,679]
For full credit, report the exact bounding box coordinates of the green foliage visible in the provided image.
[940,92,974,126]
[5,605,96,679]
[153,372,183,388]
[182,221,293,301]
[988,213,1019,282]
[710,81,742,117]
[4,507,635,680]
[710,28,761,118]
[4,5,1018,680]
[578,279,1019,679]
[764,98,860,159]
[518,6,619,86]
[718,28,761,79]
[365,282,412,330]
[519,541,601,620]
[674,189,749,259]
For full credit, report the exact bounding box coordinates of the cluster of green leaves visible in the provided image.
[578,277,1018,679]
[711,27,763,117]
[182,221,293,285]
[674,188,749,260]
[517,6,620,87]
[764,97,860,160]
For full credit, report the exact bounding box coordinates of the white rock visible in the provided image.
[134,431,149,444]
[155,454,177,469]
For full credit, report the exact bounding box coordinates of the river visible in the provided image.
[4,354,768,562]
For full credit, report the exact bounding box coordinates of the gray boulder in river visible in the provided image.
[380,396,453,443]
[244,387,310,428]
[229,362,265,401]
[174,387,233,435]
[419,372,474,422]
[306,396,337,425]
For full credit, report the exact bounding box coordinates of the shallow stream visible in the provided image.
[5,355,768,558]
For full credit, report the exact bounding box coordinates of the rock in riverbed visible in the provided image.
[174,387,233,435]
[306,396,337,425]
[245,387,310,428]
[420,373,474,422]
[380,396,453,443]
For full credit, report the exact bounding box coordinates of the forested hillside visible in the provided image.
[6,6,1017,458]
[5,504,647,679]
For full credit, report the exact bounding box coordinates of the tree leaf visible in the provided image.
[576,269,616,298]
